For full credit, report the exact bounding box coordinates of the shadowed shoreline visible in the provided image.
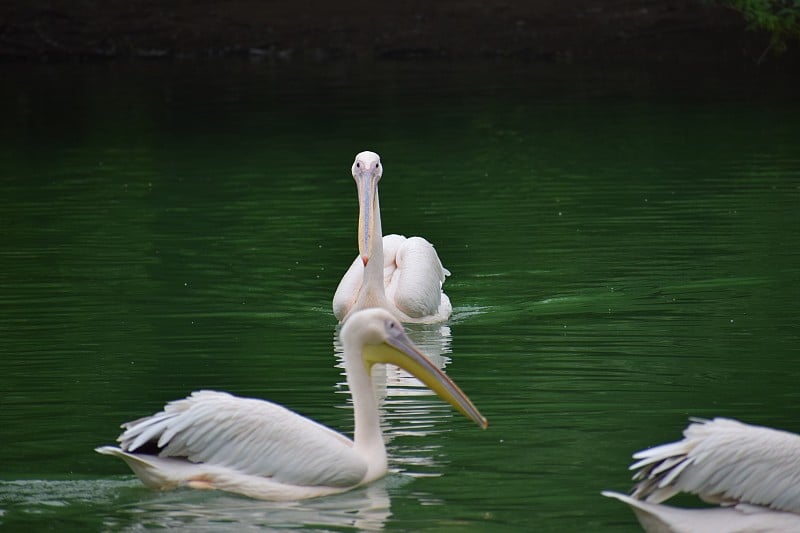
[1,1,797,68]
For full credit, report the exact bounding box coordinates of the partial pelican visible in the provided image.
[333,151,452,324]
[96,308,487,501]
[603,417,800,532]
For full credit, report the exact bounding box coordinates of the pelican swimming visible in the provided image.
[96,308,487,501]
[603,417,800,532]
[333,151,452,324]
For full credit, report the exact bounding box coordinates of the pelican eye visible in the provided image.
[375,163,380,169]
[356,162,361,168]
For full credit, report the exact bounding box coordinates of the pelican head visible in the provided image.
[342,308,488,429]
[352,151,383,267]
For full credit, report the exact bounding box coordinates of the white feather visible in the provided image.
[605,418,800,532]
[630,418,800,512]
[334,234,451,323]
[115,390,367,488]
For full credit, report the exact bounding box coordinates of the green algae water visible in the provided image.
[1,61,798,531]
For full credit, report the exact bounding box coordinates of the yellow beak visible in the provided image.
[363,332,488,429]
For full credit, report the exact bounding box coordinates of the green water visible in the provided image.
[1,61,798,531]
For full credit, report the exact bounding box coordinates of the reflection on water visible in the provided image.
[0,478,394,532]
[109,481,394,532]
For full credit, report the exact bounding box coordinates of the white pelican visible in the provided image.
[603,417,800,532]
[96,308,487,501]
[333,151,452,324]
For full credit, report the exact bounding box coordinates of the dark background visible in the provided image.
[1,0,796,67]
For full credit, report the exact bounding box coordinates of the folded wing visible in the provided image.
[117,390,367,488]
[386,235,450,319]
[630,417,800,513]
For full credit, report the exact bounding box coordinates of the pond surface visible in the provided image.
[1,60,798,531]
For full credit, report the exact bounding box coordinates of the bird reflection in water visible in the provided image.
[112,480,393,532]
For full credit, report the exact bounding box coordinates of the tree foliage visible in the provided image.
[720,0,800,61]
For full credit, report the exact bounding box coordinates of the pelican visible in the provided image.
[333,151,452,324]
[95,308,487,501]
[603,417,800,532]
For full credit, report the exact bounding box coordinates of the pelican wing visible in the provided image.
[629,418,800,513]
[117,390,367,488]
[386,236,450,319]
[333,234,451,322]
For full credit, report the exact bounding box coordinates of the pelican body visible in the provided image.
[604,417,800,532]
[333,151,451,324]
[96,308,487,501]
